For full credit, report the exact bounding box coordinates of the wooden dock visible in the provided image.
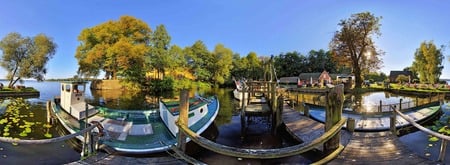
[282,104,437,164]
[68,152,186,165]
[329,131,434,164]
[282,104,324,144]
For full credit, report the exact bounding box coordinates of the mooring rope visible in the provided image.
[0,123,100,144]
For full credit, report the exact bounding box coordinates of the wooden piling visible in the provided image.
[270,82,277,133]
[177,90,189,152]
[241,83,247,138]
[347,118,355,132]
[324,84,344,154]
[46,101,51,124]
[303,103,310,117]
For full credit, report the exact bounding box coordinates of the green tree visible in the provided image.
[245,52,262,80]
[411,41,444,84]
[210,44,233,86]
[330,12,383,88]
[0,32,57,87]
[75,15,151,80]
[274,51,306,77]
[231,53,247,79]
[396,74,409,84]
[307,49,337,73]
[185,40,212,82]
[149,25,171,79]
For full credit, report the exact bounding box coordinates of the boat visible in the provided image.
[50,81,219,154]
[233,79,249,100]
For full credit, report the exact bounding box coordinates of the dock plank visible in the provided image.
[282,104,324,143]
[329,132,434,165]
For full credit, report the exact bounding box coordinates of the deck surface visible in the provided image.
[68,152,186,165]
[329,131,434,165]
[282,104,437,164]
[282,104,324,143]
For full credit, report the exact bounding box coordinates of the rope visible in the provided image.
[0,123,100,144]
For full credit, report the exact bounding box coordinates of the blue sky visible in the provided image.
[1,0,450,79]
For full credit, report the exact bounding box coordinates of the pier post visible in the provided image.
[390,108,397,135]
[347,118,355,132]
[46,101,51,124]
[177,90,189,152]
[241,83,247,138]
[399,99,402,111]
[438,139,447,162]
[379,100,382,112]
[416,97,419,106]
[271,82,277,134]
[324,84,344,154]
[274,95,284,134]
[303,103,310,117]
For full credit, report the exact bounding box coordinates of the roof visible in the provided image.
[279,77,299,83]
[298,73,322,80]
[389,71,412,79]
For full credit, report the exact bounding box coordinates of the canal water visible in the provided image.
[1,80,449,164]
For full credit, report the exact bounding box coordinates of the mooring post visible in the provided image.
[399,99,403,111]
[241,83,247,138]
[390,109,397,135]
[324,84,344,154]
[81,102,89,157]
[303,103,310,117]
[379,100,382,112]
[273,95,284,134]
[177,90,189,152]
[271,82,277,133]
[46,101,51,124]
[438,139,448,162]
[347,118,355,132]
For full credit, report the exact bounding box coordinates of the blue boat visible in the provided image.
[51,82,219,154]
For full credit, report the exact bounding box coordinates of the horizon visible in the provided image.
[1,1,450,79]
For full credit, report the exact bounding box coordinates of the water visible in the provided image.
[2,81,442,164]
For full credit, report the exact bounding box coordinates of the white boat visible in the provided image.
[51,81,220,154]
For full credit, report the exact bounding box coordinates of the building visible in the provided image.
[298,70,332,87]
[389,71,413,83]
[278,77,300,89]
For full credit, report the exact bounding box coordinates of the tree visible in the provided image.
[396,74,409,84]
[411,41,444,84]
[210,44,233,86]
[185,40,212,82]
[330,12,383,88]
[0,32,56,87]
[245,52,262,80]
[149,25,171,79]
[274,51,306,77]
[307,49,337,73]
[75,15,151,80]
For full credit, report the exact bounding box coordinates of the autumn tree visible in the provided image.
[209,44,233,86]
[0,32,56,87]
[75,15,151,80]
[330,12,383,88]
[411,41,444,84]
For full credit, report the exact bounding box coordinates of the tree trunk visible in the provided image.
[353,66,362,89]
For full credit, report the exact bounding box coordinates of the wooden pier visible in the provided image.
[329,131,433,164]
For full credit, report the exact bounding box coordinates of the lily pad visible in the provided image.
[25,127,31,133]
[429,136,439,142]
[19,132,27,137]
[44,133,52,138]
[3,132,9,137]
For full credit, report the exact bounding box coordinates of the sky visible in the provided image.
[1,0,450,79]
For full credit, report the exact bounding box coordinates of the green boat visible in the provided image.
[51,82,219,154]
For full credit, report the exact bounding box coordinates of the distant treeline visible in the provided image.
[45,78,98,82]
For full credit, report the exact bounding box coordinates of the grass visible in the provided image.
[0,87,39,93]
[370,83,450,93]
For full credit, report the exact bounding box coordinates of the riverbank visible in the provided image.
[0,87,40,98]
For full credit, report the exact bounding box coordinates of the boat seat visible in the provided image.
[129,124,153,135]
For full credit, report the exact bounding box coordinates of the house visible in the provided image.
[279,77,300,89]
[389,71,413,83]
[298,70,332,87]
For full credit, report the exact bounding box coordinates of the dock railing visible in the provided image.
[393,101,449,162]
[284,90,444,115]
